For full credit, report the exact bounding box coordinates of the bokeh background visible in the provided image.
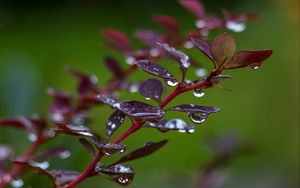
[0,0,299,187]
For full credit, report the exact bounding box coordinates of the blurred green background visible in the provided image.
[0,0,299,187]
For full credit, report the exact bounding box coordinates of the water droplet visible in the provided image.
[166,80,178,87]
[178,129,186,133]
[189,113,208,124]
[193,88,205,98]
[27,133,37,142]
[145,97,151,100]
[226,21,246,32]
[125,56,135,65]
[150,48,160,57]
[183,41,194,49]
[59,150,71,159]
[129,84,139,93]
[252,66,259,70]
[195,19,206,29]
[51,113,64,122]
[116,176,131,185]
[31,161,49,169]
[187,128,195,133]
[201,30,209,36]
[195,68,207,77]
[10,179,24,188]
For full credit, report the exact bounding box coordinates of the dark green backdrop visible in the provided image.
[0,0,299,187]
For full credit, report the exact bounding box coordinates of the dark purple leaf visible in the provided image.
[169,104,220,114]
[96,95,118,107]
[96,143,126,155]
[144,119,195,133]
[33,147,70,162]
[106,110,126,138]
[47,88,72,122]
[118,100,165,121]
[68,68,98,96]
[12,160,53,179]
[179,0,205,19]
[103,57,124,79]
[135,30,165,47]
[54,123,98,138]
[152,15,179,34]
[100,164,134,186]
[49,170,80,187]
[79,138,96,157]
[112,140,168,165]
[139,78,163,101]
[210,33,236,67]
[0,116,34,130]
[191,37,214,61]
[135,60,178,85]
[102,29,132,52]
[224,50,272,70]
[156,42,190,81]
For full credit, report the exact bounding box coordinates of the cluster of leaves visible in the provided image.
[0,0,272,187]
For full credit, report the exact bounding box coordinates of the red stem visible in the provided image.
[0,138,45,188]
[64,68,222,188]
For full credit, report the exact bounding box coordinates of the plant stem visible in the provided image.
[64,122,141,188]
[0,138,44,188]
[64,68,221,188]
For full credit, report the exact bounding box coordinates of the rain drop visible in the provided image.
[129,84,139,93]
[145,97,151,100]
[27,133,37,142]
[125,56,135,65]
[187,128,196,133]
[195,19,206,29]
[195,68,207,77]
[226,21,246,32]
[166,80,178,87]
[32,161,50,169]
[189,113,208,124]
[116,176,131,185]
[59,150,71,159]
[10,179,24,188]
[193,88,205,98]
[150,48,160,57]
[183,41,194,49]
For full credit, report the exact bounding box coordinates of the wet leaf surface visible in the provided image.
[144,119,195,133]
[118,100,165,121]
[97,143,126,156]
[157,42,190,81]
[79,138,96,157]
[135,60,177,84]
[169,104,220,114]
[225,50,272,70]
[106,110,126,138]
[139,78,163,101]
[111,140,168,165]
[191,37,213,61]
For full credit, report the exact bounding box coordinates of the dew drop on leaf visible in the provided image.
[125,56,135,65]
[195,19,206,28]
[195,68,207,77]
[10,179,24,188]
[193,88,205,98]
[183,41,194,49]
[58,150,71,159]
[226,21,246,32]
[166,80,178,87]
[189,113,208,124]
[27,133,37,142]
